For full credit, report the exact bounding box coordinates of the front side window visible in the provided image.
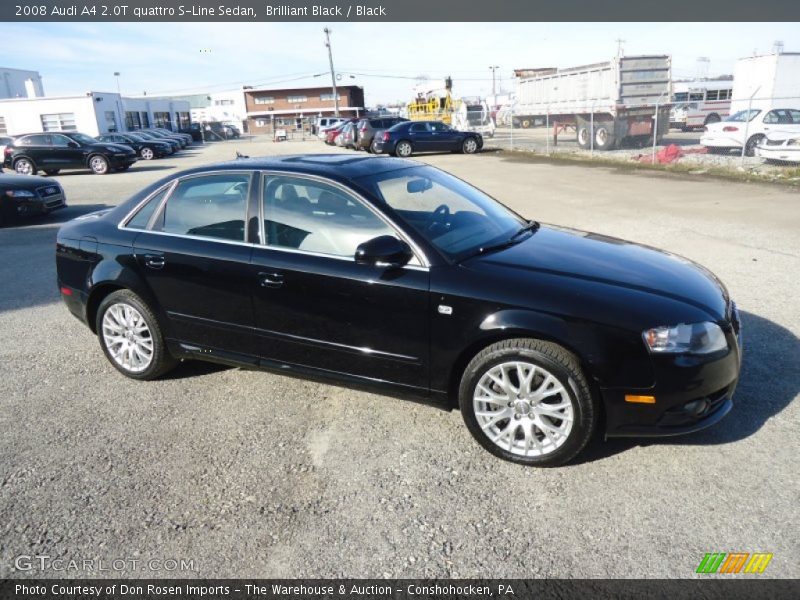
[262,175,395,259]
[50,134,73,147]
[159,174,250,241]
[356,165,525,261]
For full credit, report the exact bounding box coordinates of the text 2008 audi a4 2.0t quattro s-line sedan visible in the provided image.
[55,155,742,465]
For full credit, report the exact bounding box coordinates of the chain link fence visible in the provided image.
[482,96,800,173]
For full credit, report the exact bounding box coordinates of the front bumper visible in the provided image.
[755,145,800,163]
[604,325,742,438]
[3,188,67,219]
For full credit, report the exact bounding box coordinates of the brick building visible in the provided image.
[244,85,365,133]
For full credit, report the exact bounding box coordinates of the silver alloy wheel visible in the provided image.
[90,155,108,174]
[101,303,154,373]
[141,147,154,160]
[15,159,34,175]
[397,142,412,157]
[473,361,574,457]
[464,138,478,153]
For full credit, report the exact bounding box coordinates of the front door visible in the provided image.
[50,133,85,169]
[131,171,257,354]
[250,173,431,391]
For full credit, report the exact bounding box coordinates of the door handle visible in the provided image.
[144,255,165,269]
[258,271,284,288]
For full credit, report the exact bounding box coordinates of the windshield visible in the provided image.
[72,133,99,145]
[726,109,761,122]
[357,165,526,261]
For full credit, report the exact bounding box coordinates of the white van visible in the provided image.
[316,117,347,139]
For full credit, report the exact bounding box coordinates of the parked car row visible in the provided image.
[700,107,800,163]
[1,128,194,176]
[320,116,484,158]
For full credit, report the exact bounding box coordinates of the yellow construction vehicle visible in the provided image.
[405,77,495,136]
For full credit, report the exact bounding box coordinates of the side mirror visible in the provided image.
[67,142,79,148]
[355,235,413,268]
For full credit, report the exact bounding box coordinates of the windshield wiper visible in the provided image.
[464,220,540,260]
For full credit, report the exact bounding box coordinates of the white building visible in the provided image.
[1,67,45,99]
[0,92,191,137]
[191,89,248,129]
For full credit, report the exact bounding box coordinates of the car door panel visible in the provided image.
[250,249,430,388]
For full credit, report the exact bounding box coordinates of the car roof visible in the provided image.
[177,154,421,179]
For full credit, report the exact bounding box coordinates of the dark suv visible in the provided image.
[3,132,138,175]
[356,116,409,152]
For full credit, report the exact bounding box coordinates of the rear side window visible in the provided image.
[160,174,250,241]
[126,187,170,230]
[410,123,428,133]
[18,134,49,146]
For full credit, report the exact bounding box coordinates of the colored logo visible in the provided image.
[696,552,773,574]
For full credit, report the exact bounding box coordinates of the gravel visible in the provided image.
[0,137,797,579]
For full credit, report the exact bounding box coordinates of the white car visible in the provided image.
[756,131,800,164]
[315,117,347,140]
[700,107,800,156]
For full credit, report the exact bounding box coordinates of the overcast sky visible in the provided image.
[2,22,797,104]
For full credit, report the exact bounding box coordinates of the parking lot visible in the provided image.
[1,138,798,578]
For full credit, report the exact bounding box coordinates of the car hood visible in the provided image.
[764,131,800,142]
[466,225,728,319]
[0,173,52,187]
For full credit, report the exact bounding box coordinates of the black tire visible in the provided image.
[576,125,592,150]
[394,140,413,158]
[744,134,765,157]
[704,114,721,126]
[462,137,479,154]
[594,124,617,151]
[370,140,381,154]
[459,338,597,466]
[44,169,60,176]
[96,289,177,381]
[88,154,110,175]
[13,157,37,175]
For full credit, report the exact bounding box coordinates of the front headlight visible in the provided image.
[4,189,36,198]
[643,322,728,354]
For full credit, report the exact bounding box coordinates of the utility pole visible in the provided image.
[489,66,499,104]
[615,38,625,59]
[323,27,340,117]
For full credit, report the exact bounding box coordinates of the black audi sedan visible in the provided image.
[380,121,483,157]
[97,133,173,160]
[4,132,137,175]
[55,155,741,465]
[0,172,66,226]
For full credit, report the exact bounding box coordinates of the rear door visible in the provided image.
[16,134,52,168]
[131,171,258,356]
[408,122,433,151]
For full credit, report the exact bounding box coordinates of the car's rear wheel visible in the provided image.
[462,137,479,154]
[140,147,155,160]
[370,139,381,154]
[744,134,765,157]
[459,338,596,466]
[96,290,177,380]
[89,155,109,175]
[395,140,413,157]
[14,158,36,175]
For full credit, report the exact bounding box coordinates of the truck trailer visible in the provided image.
[730,53,800,113]
[513,55,672,150]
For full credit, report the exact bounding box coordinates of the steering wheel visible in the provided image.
[426,203,450,233]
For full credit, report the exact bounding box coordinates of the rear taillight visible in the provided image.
[723,126,739,132]
[382,132,390,142]
[3,147,12,156]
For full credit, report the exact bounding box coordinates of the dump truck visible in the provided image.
[513,55,672,150]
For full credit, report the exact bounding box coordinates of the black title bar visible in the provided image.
[3,0,800,22]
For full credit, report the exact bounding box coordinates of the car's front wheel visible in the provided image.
[462,137,479,154]
[96,290,177,380]
[459,338,597,466]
